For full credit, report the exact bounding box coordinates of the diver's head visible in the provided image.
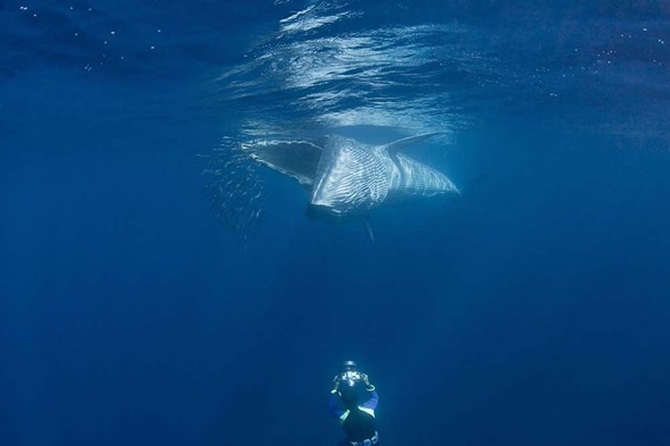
[342,360,358,372]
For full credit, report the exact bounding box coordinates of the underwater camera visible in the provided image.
[340,370,362,387]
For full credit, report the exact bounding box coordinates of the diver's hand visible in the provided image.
[331,374,341,393]
[361,373,376,391]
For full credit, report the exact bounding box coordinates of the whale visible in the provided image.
[242,134,459,221]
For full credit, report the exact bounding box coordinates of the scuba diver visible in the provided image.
[328,360,380,446]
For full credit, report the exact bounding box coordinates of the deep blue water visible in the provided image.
[2,1,670,445]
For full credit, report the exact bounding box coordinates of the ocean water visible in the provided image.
[1,1,669,445]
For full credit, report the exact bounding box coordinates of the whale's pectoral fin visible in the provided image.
[383,133,445,156]
[364,219,375,243]
[242,140,323,188]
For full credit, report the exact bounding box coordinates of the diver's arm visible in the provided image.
[361,390,379,412]
[359,373,379,412]
[328,391,346,418]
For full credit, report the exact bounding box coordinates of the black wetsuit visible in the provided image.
[342,407,377,441]
[328,390,380,445]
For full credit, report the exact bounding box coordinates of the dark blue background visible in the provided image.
[2,1,669,445]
